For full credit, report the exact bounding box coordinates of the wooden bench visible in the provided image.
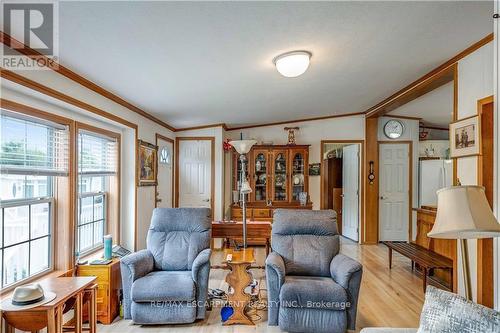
[382,241,453,292]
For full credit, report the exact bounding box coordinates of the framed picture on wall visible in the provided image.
[138,140,158,186]
[309,163,321,176]
[449,115,481,158]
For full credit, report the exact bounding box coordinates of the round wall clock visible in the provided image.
[384,119,404,139]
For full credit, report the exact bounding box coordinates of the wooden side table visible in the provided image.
[222,248,255,325]
[1,277,96,333]
[77,258,121,324]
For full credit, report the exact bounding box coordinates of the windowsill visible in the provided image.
[1,248,108,298]
[80,247,105,262]
[1,250,106,297]
[0,269,68,297]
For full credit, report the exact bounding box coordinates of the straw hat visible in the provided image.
[0,283,56,311]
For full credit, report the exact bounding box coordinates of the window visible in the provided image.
[77,130,118,255]
[159,146,171,165]
[0,110,69,288]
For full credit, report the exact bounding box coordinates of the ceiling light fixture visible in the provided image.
[273,51,311,78]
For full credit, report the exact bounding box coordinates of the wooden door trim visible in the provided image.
[320,140,365,242]
[476,95,494,307]
[175,137,215,218]
[155,133,175,208]
[377,141,413,242]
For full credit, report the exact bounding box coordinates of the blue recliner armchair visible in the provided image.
[120,208,211,324]
[266,209,363,333]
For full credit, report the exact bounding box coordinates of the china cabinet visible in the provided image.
[231,145,311,223]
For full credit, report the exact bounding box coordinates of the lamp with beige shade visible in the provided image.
[428,186,500,300]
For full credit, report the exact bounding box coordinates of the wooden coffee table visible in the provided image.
[222,248,255,325]
[2,276,96,333]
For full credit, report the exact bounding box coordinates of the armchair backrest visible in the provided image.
[272,209,339,277]
[147,208,211,271]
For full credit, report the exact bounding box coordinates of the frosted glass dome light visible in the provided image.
[273,51,311,78]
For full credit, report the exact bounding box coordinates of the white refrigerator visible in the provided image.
[419,159,453,206]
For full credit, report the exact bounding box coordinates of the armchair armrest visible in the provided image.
[121,249,154,282]
[120,249,154,319]
[330,254,363,330]
[266,252,286,286]
[265,252,286,326]
[192,248,211,281]
[330,253,362,289]
[191,248,211,320]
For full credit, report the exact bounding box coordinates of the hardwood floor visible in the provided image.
[100,238,424,332]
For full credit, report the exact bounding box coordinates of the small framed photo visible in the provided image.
[450,115,481,158]
[138,140,158,186]
[309,163,321,176]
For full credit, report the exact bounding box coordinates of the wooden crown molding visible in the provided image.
[227,112,365,131]
[175,122,228,132]
[383,114,422,121]
[420,124,449,131]
[0,31,175,132]
[365,33,493,118]
[1,31,493,132]
[1,68,138,130]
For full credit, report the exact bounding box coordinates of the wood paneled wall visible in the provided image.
[477,97,494,307]
[363,117,379,244]
[414,208,456,290]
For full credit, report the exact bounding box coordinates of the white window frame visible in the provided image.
[77,191,107,255]
[76,129,117,256]
[0,196,55,289]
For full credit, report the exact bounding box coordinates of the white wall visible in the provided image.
[2,53,175,251]
[456,42,494,301]
[225,115,366,211]
[425,128,449,140]
[418,140,450,159]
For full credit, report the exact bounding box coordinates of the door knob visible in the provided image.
[202,198,210,202]
[156,198,162,203]
[380,196,385,200]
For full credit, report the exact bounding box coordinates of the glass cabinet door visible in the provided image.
[291,151,306,201]
[273,151,288,201]
[236,154,249,191]
[234,151,249,201]
[253,151,267,202]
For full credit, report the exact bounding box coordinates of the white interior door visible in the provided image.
[178,139,212,209]
[342,144,360,241]
[156,138,173,208]
[379,143,410,241]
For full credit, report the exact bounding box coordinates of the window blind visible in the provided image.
[0,110,70,176]
[78,130,118,176]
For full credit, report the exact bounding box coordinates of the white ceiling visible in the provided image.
[388,81,454,127]
[57,1,492,128]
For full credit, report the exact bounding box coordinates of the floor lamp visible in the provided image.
[229,139,257,248]
[428,186,500,301]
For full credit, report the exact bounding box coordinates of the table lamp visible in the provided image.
[229,139,257,248]
[428,186,500,300]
